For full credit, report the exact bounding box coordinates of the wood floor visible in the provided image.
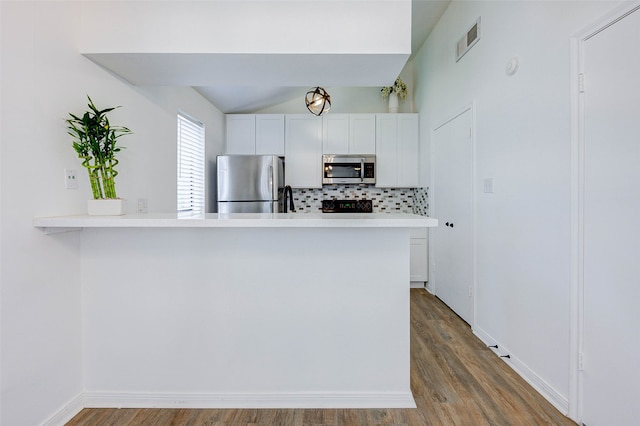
[66,289,575,425]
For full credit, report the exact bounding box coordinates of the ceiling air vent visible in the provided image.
[456,17,481,62]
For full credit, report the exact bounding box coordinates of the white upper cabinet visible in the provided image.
[322,114,375,155]
[226,113,418,189]
[255,115,285,155]
[225,115,256,155]
[349,114,376,154]
[375,113,419,188]
[225,114,285,156]
[322,114,350,154]
[397,114,420,186]
[285,114,323,188]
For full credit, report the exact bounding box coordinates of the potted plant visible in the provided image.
[65,96,132,215]
[381,77,408,113]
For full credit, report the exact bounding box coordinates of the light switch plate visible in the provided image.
[137,198,148,214]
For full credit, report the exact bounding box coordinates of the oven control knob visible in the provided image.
[364,201,372,211]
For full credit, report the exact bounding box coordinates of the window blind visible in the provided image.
[177,113,205,214]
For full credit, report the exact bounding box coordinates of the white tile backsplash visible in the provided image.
[292,186,429,216]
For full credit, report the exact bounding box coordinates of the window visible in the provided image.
[177,112,205,214]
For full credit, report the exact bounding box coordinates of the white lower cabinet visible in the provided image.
[410,228,429,287]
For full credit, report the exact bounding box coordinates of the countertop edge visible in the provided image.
[33,213,438,230]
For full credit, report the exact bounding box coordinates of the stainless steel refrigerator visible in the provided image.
[216,155,284,213]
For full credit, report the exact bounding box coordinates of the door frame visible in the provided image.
[570,2,640,422]
[429,103,477,328]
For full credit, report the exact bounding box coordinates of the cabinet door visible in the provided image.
[410,228,429,284]
[410,238,428,283]
[375,113,419,188]
[285,115,322,188]
[349,114,376,154]
[375,114,399,187]
[226,115,256,154]
[256,114,285,156]
[397,114,419,187]
[322,114,350,154]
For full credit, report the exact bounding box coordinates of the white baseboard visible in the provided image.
[473,326,569,415]
[41,393,85,426]
[83,391,417,409]
[41,390,415,423]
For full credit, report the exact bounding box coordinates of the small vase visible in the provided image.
[87,199,127,216]
[388,92,399,113]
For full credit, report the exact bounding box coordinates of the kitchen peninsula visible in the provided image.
[34,213,437,409]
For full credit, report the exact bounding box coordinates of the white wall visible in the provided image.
[412,0,623,414]
[0,1,3,421]
[0,2,223,424]
[256,86,416,115]
[80,1,410,55]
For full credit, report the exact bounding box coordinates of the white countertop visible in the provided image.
[33,212,438,233]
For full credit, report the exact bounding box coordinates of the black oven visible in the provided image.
[322,199,373,213]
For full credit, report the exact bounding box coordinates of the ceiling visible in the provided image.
[85,1,450,114]
[196,1,450,113]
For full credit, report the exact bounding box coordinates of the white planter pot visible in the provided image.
[87,199,127,216]
[388,92,399,113]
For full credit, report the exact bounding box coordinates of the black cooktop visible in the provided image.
[322,199,373,213]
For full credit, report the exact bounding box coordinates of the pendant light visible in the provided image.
[305,87,331,116]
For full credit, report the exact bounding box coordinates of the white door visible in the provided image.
[582,7,640,425]
[432,108,473,325]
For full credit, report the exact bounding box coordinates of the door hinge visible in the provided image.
[579,73,585,93]
[578,352,584,371]
[468,286,473,297]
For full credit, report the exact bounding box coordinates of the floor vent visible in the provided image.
[456,17,481,62]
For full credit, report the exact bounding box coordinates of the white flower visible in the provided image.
[381,77,408,101]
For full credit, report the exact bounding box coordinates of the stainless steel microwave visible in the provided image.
[322,154,376,184]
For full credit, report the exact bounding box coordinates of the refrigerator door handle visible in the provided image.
[269,165,273,195]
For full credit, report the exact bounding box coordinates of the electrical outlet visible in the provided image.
[64,169,78,189]
[483,177,494,193]
[137,198,148,214]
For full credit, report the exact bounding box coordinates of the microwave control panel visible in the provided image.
[363,163,375,178]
